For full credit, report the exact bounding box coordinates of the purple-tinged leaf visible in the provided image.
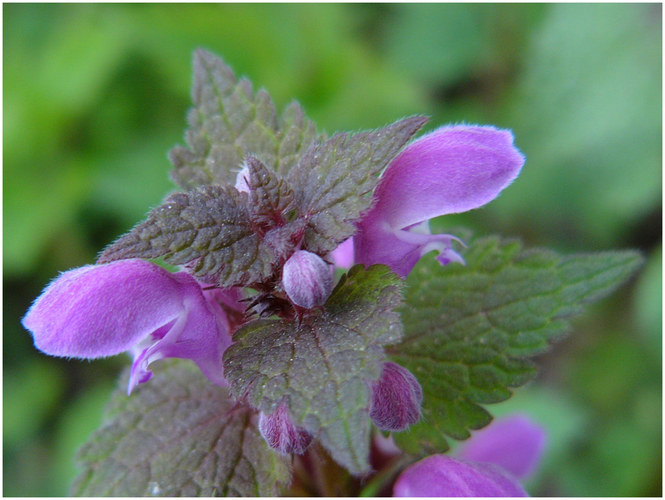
[71,361,291,496]
[244,156,296,229]
[98,185,302,288]
[288,116,428,255]
[223,265,403,474]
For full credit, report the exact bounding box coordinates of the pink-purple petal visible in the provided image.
[128,282,232,393]
[373,125,525,230]
[393,455,528,497]
[22,259,232,393]
[22,260,188,358]
[456,414,547,480]
[354,125,523,277]
[355,214,464,278]
[329,237,355,268]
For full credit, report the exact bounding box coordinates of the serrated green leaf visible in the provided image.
[97,184,301,287]
[223,265,403,475]
[288,116,428,254]
[71,361,290,497]
[390,237,642,454]
[169,49,319,190]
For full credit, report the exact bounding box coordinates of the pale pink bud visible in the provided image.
[370,362,423,431]
[259,402,313,455]
[234,163,250,193]
[282,250,334,309]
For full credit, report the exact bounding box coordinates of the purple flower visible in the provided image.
[282,250,334,309]
[455,414,547,480]
[393,414,546,497]
[393,455,528,497]
[369,362,423,431]
[258,401,313,455]
[329,237,354,269]
[21,259,234,394]
[354,125,524,278]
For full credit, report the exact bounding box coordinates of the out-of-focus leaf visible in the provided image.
[569,334,656,413]
[496,3,661,244]
[4,5,135,275]
[51,382,115,495]
[3,360,66,449]
[382,4,492,86]
[3,159,91,275]
[633,247,662,353]
[557,399,661,496]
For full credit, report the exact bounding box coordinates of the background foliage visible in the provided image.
[4,3,661,496]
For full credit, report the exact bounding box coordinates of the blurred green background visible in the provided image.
[4,3,661,496]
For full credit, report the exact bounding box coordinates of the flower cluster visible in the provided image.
[22,123,524,490]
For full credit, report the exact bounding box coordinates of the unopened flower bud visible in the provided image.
[259,402,313,455]
[282,250,333,309]
[369,361,423,431]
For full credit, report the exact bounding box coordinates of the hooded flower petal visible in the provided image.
[259,401,313,455]
[393,455,527,497]
[371,125,524,229]
[355,125,524,277]
[282,250,334,308]
[22,259,232,393]
[455,414,547,480]
[369,361,423,431]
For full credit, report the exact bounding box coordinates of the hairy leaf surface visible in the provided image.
[98,185,291,287]
[244,156,296,229]
[170,49,318,189]
[71,361,290,497]
[288,116,428,254]
[390,237,642,454]
[223,265,403,474]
